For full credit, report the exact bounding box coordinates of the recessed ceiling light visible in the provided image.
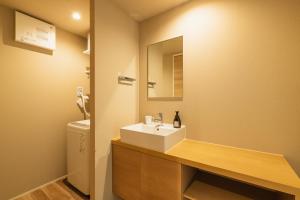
[72,12,81,20]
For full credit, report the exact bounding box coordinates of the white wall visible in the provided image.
[0,5,89,200]
[148,45,164,97]
[94,0,139,199]
[139,0,300,175]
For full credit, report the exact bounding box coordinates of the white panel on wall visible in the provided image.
[15,11,56,50]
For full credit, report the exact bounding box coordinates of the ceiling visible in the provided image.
[0,0,89,37]
[112,0,190,21]
[0,0,189,37]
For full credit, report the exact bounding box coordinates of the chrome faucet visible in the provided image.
[154,112,163,125]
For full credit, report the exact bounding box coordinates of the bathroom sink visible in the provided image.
[120,123,186,152]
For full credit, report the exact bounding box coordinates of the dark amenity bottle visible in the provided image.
[173,111,181,128]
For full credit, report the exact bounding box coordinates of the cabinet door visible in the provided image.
[112,145,142,200]
[141,154,181,200]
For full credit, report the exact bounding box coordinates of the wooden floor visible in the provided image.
[15,179,89,200]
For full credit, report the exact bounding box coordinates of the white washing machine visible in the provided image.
[67,120,90,195]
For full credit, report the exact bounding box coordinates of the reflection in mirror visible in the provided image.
[147,36,183,99]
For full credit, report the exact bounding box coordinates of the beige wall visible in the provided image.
[148,45,164,97]
[139,0,300,176]
[94,0,139,199]
[0,5,89,200]
[162,54,173,96]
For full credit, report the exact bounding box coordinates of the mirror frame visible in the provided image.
[146,36,183,101]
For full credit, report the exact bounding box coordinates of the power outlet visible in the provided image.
[77,87,84,97]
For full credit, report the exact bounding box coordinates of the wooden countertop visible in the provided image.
[112,138,300,198]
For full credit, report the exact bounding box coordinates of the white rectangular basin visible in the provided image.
[120,123,186,152]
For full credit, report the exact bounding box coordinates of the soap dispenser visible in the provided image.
[173,111,181,128]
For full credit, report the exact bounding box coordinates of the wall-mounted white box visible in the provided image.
[15,11,56,50]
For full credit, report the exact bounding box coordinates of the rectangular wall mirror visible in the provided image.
[147,36,183,100]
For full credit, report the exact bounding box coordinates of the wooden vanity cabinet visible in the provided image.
[112,144,182,200]
[112,145,142,200]
[113,138,300,200]
[141,153,181,200]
